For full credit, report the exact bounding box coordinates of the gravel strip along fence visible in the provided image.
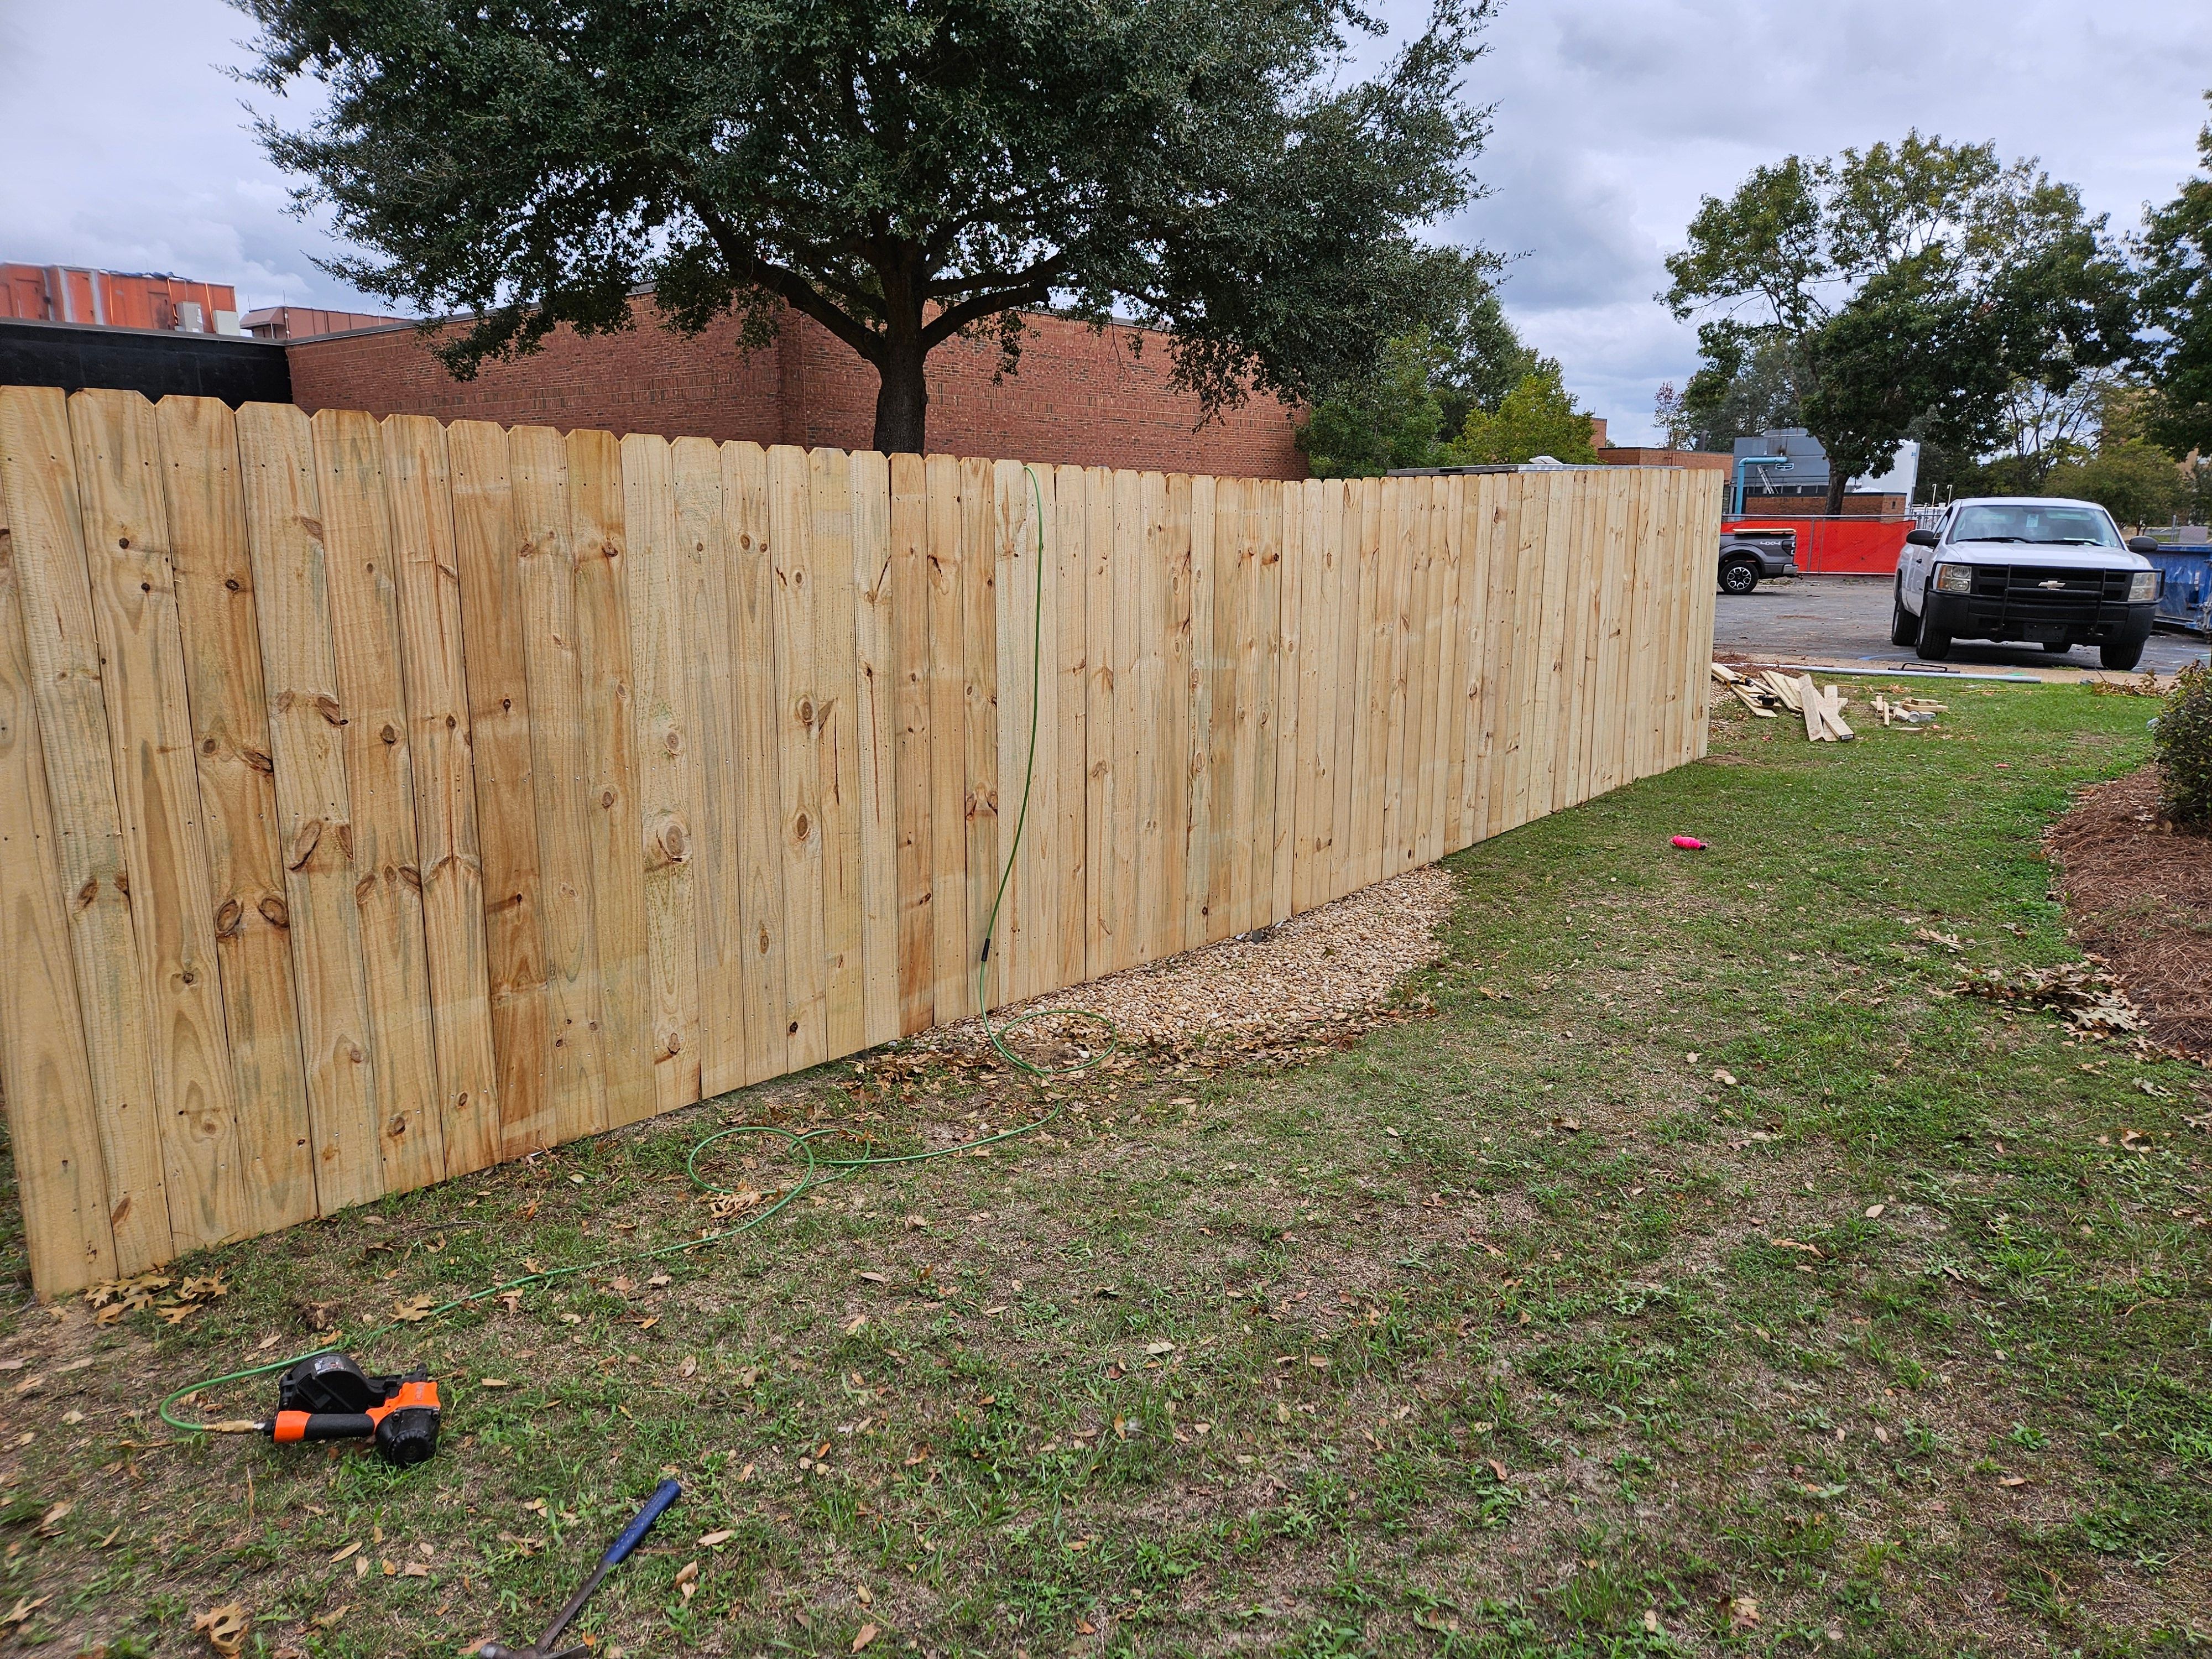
[935,865,1458,1054]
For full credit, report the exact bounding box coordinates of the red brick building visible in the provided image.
[286,297,1307,478]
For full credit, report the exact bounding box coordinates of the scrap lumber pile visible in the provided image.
[1870,693,1946,728]
[1709,662,1855,741]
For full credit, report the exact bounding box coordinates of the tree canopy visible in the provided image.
[2141,95,2212,457]
[1293,278,1539,477]
[239,0,1495,455]
[1444,361,1597,466]
[1663,133,2133,512]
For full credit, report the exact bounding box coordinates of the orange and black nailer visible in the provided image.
[260,1353,441,1467]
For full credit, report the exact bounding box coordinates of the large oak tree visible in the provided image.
[239,0,1493,455]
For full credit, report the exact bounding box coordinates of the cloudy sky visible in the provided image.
[2,0,2208,443]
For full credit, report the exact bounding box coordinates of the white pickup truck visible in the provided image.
[1892,497,2162,671]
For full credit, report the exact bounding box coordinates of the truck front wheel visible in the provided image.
[1914,585,1952,661]
[1890,581,1919,647]
[2101,635,2146,672]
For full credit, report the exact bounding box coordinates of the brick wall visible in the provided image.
[284,298,1306,478]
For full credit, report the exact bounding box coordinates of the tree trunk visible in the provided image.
[1824,470,1848,517]
[873,338,929,456]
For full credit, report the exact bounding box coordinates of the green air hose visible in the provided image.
[160,465,1115,1438]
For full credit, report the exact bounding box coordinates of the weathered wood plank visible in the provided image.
[448,420,554,1158]
[1181,474,1215,944]
[233,400,384,1214]
[723,441,790,1084]
[310,408,445,1195]
[619,432,703,1114]
[851,449,900,1049]
[379,415,499,1177]
[507,426,608,1145]
[64,389,251,1251]
[0,424,118,1291]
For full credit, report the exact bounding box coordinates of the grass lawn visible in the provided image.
[2,681,2208,1658]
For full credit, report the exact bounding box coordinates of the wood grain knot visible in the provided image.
[258,894,289,929]
[214,897,244,938]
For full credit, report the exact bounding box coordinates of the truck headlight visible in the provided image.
[2128,571,2158,604]
[1933,563,1974,594]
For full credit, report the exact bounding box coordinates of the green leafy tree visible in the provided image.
[2043,385,2190,528]
[1432,285,1540,439]
[1296,334,1447,478]
[1667,326,1802,451]
[2141,94,2212,457]
[1295,273,1537,477]
[1665,132,2134,512]
[238,0,1495,455]
[1444,360,1597,465]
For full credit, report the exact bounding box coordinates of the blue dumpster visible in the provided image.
[2149,545,2212,634]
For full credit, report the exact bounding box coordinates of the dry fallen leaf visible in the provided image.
[855,1583,874,1607]
[330,1542,361,1564]
[853,1623,879,1652]
[699,1529,735,1548]
[38,1501,70,1536]
[843,1314,867,1335]
[2,1597,48,1627]
[479,1378,511,1389]
[1729,1595,1760,1631]
[193,1601,251,1655]
[1865,1204,1885,1219]
[391,1295,437,1323]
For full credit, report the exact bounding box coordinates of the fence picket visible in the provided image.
[234,401,385,1213]
[620,433,703,1114]
[448,421,553,1158]
[852,450,900,1048]
[381,415,500,1177]
[890,453,936,1037]
[0,420,118,1290]
[724,442,790,1084]
[312,408,446,1193]
[67,389,252,1249]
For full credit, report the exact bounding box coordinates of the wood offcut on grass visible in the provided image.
[0,681,2206,1658]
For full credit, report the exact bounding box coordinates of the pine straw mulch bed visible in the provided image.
[2046,763,2212,1064]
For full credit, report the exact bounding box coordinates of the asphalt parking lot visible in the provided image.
[1714,574,2211,677]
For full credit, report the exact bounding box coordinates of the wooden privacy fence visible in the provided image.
[0,385,1724,1294]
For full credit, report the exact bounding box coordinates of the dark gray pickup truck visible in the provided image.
[1719,528,1799,594]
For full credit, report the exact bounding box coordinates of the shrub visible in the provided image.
[2156,661,2212,831]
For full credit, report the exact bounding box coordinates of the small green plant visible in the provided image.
[2154,661,2212,830]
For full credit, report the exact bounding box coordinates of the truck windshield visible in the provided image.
[1949,504,2121,547]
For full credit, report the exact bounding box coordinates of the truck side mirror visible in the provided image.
[1905,528,1939,547]
[2126,536,2161,555]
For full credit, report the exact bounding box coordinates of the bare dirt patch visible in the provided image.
[2047,765,2212,1063]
